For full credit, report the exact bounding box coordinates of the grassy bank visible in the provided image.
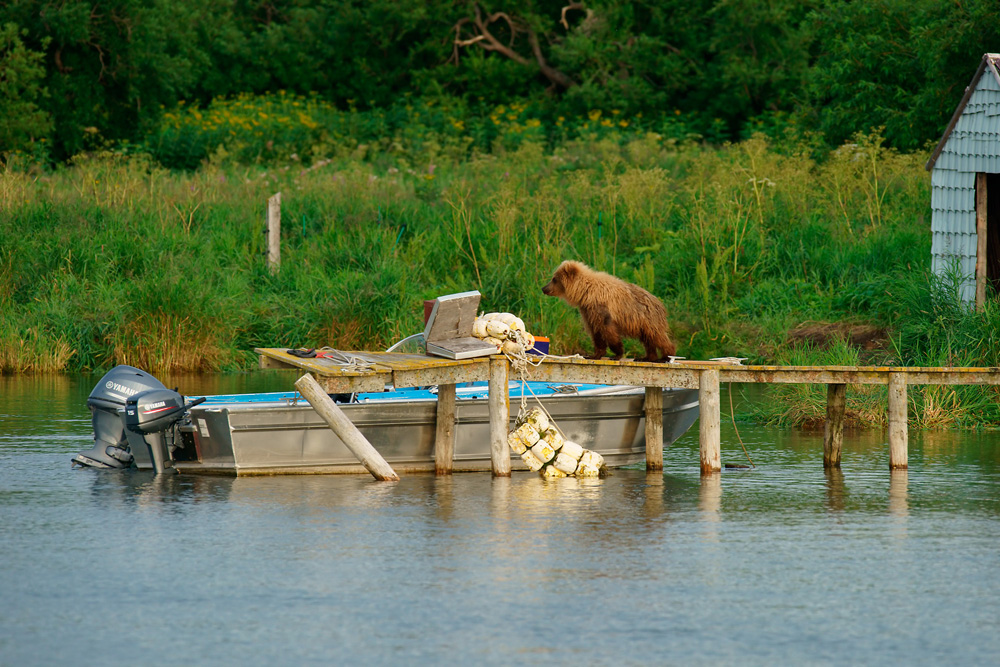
[3,129,999,426]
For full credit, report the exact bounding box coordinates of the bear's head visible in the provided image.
[542,260,585,303]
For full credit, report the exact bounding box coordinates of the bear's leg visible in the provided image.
[644,330,676,361]
[587,331,608,360]
[637,343,660,363]
[604,327,625,360]
[632,332,654,362]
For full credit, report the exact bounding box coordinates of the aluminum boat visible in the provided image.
[73,366,699,476]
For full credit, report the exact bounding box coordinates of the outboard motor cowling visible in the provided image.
[123,389,205,474]
[125,388,189,434]
[73,365,169,469]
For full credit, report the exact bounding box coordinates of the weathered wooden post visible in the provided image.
[435,383,456,475]
[699,369,721,473]
[644,386,664,471]
[294,373,399,481]
[266,192,281,274]
[824,383,846,467]
[488,356,511,477]
[887,372,908,469]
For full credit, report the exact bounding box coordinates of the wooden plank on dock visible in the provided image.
[530,357,701,388]
[714,365,1000,385]
[256,349,389,393]
[526,358,1000,386]
[388,357,489,388]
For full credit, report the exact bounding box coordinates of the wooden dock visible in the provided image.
[257,348,1000,475]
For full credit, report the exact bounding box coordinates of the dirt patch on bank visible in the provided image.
[787,321,888,351]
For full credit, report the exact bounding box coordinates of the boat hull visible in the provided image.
[162,387,699,475]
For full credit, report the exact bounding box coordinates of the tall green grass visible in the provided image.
[4,126,997,424]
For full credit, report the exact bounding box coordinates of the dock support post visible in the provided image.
[644,387,664,471]
[488,357,511,477]
[888,372,908,469]
[824,383,846,467]
[266,192,281,274]
[434,383,456,475]
[699,369,721,474]
[294,373,399,481]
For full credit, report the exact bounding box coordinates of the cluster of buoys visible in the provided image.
[507,407,606,478]
[472,312,538,355]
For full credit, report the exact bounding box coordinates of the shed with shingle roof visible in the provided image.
[926,53,1000,309]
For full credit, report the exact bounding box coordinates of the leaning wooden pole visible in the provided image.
[294,373,399,481]
[699,369,721,474]
[488,357,511,477]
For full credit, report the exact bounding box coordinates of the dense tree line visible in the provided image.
[1,0,998,161]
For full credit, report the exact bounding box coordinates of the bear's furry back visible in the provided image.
[555,261,670,336]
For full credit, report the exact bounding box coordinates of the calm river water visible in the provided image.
[2,372,999,666]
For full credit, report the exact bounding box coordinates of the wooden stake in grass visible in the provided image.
[267,192,281,274]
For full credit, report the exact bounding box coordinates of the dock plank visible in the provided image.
[254,348,1000,476]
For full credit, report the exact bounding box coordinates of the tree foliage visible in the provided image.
[0,22,51,154]
[1,0,997,159]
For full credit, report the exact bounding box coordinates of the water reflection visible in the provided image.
[88,467,235,509]
[643,471,664,517]
[824,467,846,513]
[888,469,909,518]
[698,472,722,543]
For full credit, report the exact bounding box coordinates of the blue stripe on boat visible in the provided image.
[194,381,619,405]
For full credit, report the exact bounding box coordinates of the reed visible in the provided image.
[5,128,995,425]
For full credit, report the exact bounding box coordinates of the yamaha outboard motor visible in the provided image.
[123,388,206,474]
[73,365,169,469]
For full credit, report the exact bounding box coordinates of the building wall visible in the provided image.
[930,65,1000,303]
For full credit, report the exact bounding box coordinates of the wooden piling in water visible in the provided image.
[888,372,908,469]
[644,387,664,471]
[294,373,399,481]
[488,357,511,477]
[824,383,846,467]
[434,383,456,475]
[699,369,721,474]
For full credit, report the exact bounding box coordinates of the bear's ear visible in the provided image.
[560,261,580,279]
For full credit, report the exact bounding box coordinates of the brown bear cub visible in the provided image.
[542,260,676,362]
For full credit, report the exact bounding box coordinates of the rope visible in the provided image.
[729,382,756,468]
[313,347,378,372]
[501,333,583,440]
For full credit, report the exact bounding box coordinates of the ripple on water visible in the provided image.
[1,377,999,666]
